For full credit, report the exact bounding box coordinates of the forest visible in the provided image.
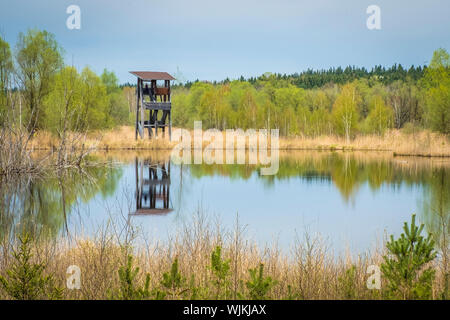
[170,53,449,140]
[1,29,449,142]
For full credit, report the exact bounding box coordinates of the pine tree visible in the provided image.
[245,263,276,300]
[0,233,63,300]
[381,214,437,299]
[210,246,231,299]
[112,254,151,300]
[159,257,186,299]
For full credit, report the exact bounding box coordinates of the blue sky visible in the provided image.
[1,0,449,84]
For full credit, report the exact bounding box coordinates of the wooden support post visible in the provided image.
[140,79,144,139]
[169,111,172,141]
[168,80,172,141]
[135,79,140,140]
[148,110,152,138]
[150,110,152,138]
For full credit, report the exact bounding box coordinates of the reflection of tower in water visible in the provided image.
[130,158,173,215]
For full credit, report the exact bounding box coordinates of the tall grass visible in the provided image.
[0,210,447,300]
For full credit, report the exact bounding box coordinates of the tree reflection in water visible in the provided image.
[0,164,123,242]
[0,151,448,262]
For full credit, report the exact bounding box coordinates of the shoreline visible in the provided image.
[26,125,450,157]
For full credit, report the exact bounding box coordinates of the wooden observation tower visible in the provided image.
[130,71,175,140]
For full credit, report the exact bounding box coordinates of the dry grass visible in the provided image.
[281,130,450,157]
[0,211,447,300]
[27,126,450,157]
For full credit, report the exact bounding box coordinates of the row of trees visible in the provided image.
[0,30,130,136]
[171,49,449,138]
[1,29,448,138]
[178,64,426,90]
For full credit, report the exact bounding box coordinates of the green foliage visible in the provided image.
[101,69,119,95]
[42,66,128,133]
[108,91,130,126]
[424,84,450,135]
[112,255,151,300]
[15,29,63,133]
[170,62,436,137]
[283,284,301,300]
[0,164,123,240]
[0,35,13,125]
[381,214,437,299]
[79,67,110,130]
[1,29,129,133]
[338,265,357,299]
[101,68,129,127]
[0,233,63,300]
[422,48,450,134]
[43,66,83,136]
[428,48,450,70]
[3,28,449,137]
[210,246,231,299]
[332,83,361,141]
[159,257,186,299]
[363,96,394,135]
[424,77,450,134]
[245,263,276,300]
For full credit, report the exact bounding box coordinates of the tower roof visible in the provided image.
[129,71,175,81]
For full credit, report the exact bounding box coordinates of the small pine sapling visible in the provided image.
[0,233,63,300]
[113,254,151,300]
[210,246,231,299]
[160,257,187,299]
[381,214,437,299]
[245,263,276,300]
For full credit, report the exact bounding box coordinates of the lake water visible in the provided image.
[1,151,448,256]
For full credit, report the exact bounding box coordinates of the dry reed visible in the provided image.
[27,126,450,157]
[0,210,447,300]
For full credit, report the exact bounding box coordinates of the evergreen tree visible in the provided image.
[209,246,231,299]
[112,254,151,300]
[245,263,276,300]
[0,233,63,300]
[381,214,437,299]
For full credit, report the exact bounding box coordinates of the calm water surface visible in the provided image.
[1,151,448,256]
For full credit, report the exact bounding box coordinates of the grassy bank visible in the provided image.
[0,212,447,300]
[28,126,450,157]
